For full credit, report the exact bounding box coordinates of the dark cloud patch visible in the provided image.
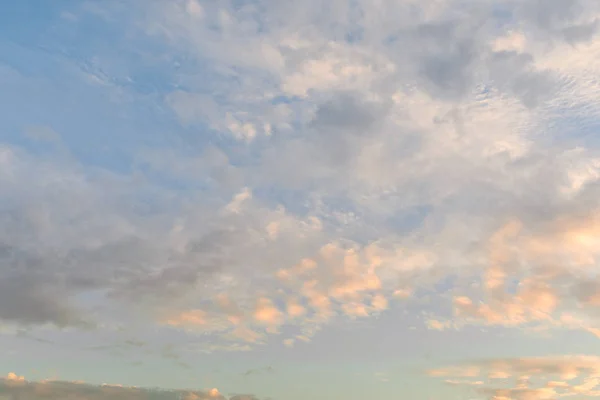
[419,42,479,100]
[571,279,600,308]
[0,148,262,329]
[0,244,91,328]
[309,92,382,133]
[0,273,89,328]
[402,17,488,100]
[107,222,269,310]
[0,228,174,328]
[306,92,392,167]
[259,90,405,191]
[486,50,556,108]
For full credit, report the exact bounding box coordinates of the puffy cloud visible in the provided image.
[253,298,284,329]
[285,298,306,318]
[437,210,600,335]
[426,319,454,331]
[224,188,252,214]
[163,309,207,327]
[5,373,24,382]
[4,372,26,389]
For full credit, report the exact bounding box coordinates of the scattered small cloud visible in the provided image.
[429,355,600,399]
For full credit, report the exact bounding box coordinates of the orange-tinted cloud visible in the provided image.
[430,355,600,399]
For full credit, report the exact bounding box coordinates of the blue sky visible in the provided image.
[2,1,600,399]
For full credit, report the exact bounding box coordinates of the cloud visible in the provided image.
[429,355,600,399]
[1,370,237,400]
[242,366,273,377]
[2,0,600,366]
[4,4,600,400]
[5,373,25,386]
[519,0,600,44]
[253,298,284,328]
[0,376,231,400]
[428,209,600,336]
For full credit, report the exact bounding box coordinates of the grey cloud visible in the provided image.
[521,0,600,43]
[529,0,584,29]
[0,270,88,328]
[309,92,383,133]
[153,0,597,112]
[306,91,393,166]
[0,152,198,327]
[0,216,224,328]
[0,243,90,328]
[258,89,425,198]
[387,15,490,100]
[249,5,567,203]
[562,19,599,44]
[418,41,479,100]
[0,140,332,331]
[110,251,220,309]
[0,378,230,400]
[0,208,167,328]
[408,16,557,106]
[486,50,556,108]
[570,279,600,313]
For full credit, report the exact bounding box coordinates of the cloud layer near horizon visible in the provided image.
[0,372,232,400]
[430,355,600,399]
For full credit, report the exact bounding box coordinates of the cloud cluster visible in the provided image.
[425,210,600,337]
[429,355,600,399]
[2,0,600,359]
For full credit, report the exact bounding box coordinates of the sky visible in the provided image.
[2,0,600,399]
